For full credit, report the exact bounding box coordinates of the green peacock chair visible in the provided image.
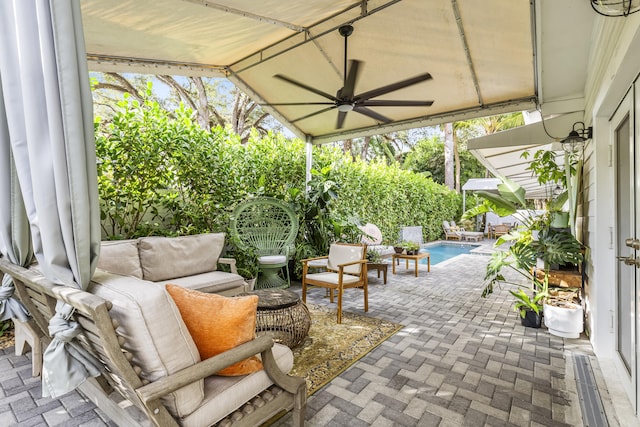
[230,197,299,289]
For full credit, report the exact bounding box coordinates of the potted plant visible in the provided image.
[464,175,584,332]
[483,245,546,327]
[401,241,420,255]
[234,248,259,291]
[366,249,383,264]
[511,284,546,328]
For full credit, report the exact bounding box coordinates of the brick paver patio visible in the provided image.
[0,243,629,426]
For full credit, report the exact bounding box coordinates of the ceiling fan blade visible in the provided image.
[274,74,338,102]
[290,106,337,124]
[353,106,392,124]
[356,73,433,101]
[341,60,361,99]
[336,111,348,129]
[359,100,434,107]
[261,102,334,106]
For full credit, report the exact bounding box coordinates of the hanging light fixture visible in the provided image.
[591,0,640,16]
[561,122,592,153]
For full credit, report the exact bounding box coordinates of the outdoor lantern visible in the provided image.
[561,121,592,154]
[591,0,640,17]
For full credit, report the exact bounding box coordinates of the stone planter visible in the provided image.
[543,302,583,338]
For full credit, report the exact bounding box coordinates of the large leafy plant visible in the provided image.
[483,228,583,317]
[463,175,583,318]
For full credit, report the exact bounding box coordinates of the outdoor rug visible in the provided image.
[290,304,403,396]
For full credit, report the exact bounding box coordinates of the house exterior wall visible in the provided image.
[581,13,640,419]
[587,17,640,357]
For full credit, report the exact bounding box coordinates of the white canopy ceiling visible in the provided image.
[81,0,537,144]
[80,0,602,195]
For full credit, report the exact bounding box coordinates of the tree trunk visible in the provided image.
[189,77,212,130]
[93,72,144,102]
[361,136,370,160]
[444,122,454,190]
[454,128,460,193]
[343,139,353,158]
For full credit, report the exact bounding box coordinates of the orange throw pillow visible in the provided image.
[165,285,263,376]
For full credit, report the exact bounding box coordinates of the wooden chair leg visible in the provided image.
[337,287,343,324]
[301,279,307,303]
[363,282,368,313]
[14,319,42,377]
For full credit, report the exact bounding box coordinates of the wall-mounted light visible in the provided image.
[591,0,640,17]
[561,122,592,154]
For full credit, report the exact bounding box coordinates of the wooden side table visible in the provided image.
[367,262,389,284]
[392,252,430,277]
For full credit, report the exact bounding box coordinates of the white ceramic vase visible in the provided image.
[543,302,583,338]
[245,278,256,292]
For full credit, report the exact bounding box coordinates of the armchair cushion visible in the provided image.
[165,285,263,376]
[138,233,225,281]
[327,244,365,275]
[89,271,203,418]
[258,255,287,264]
[182,343,294,427]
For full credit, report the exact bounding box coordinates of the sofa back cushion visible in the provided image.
[89,271,204,417]
[97,240,143,279]
[138,233,225,282]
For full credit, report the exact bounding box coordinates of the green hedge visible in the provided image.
[95,96,460,248]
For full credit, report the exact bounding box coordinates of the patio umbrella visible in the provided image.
[0,0,102,398]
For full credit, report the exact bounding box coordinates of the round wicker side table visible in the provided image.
[244,288,311,348]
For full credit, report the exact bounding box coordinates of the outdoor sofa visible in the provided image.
[2,233,307,426]
[97,233,246,295]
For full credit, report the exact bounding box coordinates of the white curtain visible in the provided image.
[0,82,31,322]
[0,0,102,397]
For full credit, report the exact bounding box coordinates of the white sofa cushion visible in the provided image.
[89,270,204,417]
[181,343,294,427]
[138,233,225,282]
[367,245,394,257]
[155,271,245,295]
[97,240,143,279]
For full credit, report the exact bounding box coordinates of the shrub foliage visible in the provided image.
[95,95,461,267]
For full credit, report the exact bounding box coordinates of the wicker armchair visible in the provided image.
[230,197,299,289]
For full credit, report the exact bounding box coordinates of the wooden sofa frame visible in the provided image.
[0,258,306,426]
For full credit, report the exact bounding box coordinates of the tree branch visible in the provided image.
[157,75,198,112]
[93,72,144,103]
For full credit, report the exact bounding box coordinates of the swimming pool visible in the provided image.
[419,242,480,265]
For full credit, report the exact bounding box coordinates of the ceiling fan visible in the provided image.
[265,24,434,129]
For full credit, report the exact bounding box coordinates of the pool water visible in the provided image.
[419,242,479,265]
